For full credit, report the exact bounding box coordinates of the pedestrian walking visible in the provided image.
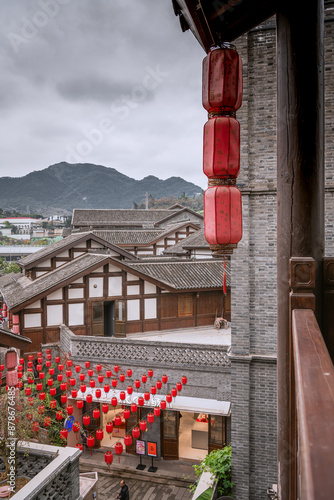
[116,479,129,500]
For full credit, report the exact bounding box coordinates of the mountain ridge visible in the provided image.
[0,162,203,216]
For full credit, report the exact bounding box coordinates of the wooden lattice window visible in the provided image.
[178,295,193,317]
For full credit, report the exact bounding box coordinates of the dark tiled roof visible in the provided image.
[126,259,230,290]
[1,253,107,310]
[0,273,22,288]
[164,229,209,255]
[93,230,162,245]
[72,209,180,226]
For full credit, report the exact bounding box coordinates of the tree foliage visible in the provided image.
[191,445,234,496]
[0,258,21,274]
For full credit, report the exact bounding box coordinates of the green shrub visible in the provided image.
[192,445,234,497]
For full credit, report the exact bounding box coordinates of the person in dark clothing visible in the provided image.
[116,479,129,500]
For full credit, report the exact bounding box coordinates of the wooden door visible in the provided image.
[162,410,179,460]
[208,415,226,453]
[91,301,104,336]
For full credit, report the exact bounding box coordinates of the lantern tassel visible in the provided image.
[223,254,227,295]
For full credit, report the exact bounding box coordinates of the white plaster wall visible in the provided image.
[109,263,120,272]
[75,241,87,248]
[108,276,122,296]
[36,271,47,277]
[25,300,41,309]
[127,299,140,321]
[57,251,69,258]
[127,273,138,281]
[41,258,52,266]
[144,282,156,294]
[73,278,84,284]
[93,266,105,273]
[144,298,157,319]
[89,277,104,297]
[90,242,104,249]
[47,305,63,326]
[156,247,165,255]
[73,251,85,258]
[56,261,65,268]
[68,288,84,299]
[24,313,41,328]
[127,285,140,295]
[68,303,84,325]
[47,289,63,301]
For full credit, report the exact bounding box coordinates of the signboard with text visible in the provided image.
[136,440,146,455]
[147,441,157,457]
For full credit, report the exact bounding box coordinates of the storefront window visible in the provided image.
[164,411,177,438]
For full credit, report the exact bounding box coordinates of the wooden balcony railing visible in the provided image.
[292,308,334,500]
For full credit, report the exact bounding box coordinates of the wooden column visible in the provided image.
[276,2,324,499]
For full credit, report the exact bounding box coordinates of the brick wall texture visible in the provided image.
[230,6,334,499]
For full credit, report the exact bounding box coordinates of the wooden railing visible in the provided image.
[292,308,334,500]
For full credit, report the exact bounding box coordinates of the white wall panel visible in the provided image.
[144,282,156,294]
[127,273,138,281]
[68,303,84,325]
[24,313,41,328]
[47,305,63,326]
[144,298,157,319]
[25,300,41,309]
[108,276,122,296]
[89,277,104,297]
[109,263,120,272]
[127,300,140,321]
[68,288,84,299]
[47,289,63,301]
[36,271,47,277]
[127,285,140,296]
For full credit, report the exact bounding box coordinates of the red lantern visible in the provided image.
[154,406,161,417]
[66,405,74,415]
[25,387,31,396]
[93,408,100,420]
[44,416,51,428]
[58,374,63,382]
[95,389,101,398]
[96,429,104,443]
[106,370,112,378]
[61,394,68,404]
[73,421,80,433]
[144,392,150,401]
[111,379,118,388]
[86,394,93,404]
[66,370,72,378]
[104,384,110,394]
[166,394,172,404]
[123,409,130,420]
[134,379,140,389]
[19,358,24,365]
[114,365,119,373]
[75,365,81,373]
[138,397,144,407]
[127,386,133,395]
[38,405,45,415]
[28,354,33,362]
[96,364,102,372]
[60,383,67,391]
[150,386,157,395]
[36,364,42,372]
[204,185,242,250]
[202,47,243,113]
[67,359,72,367]
[56,411,63,421]
[69,378,76,387]
[171,388,177,398]
[181,376,188,385]
[156,380,162,390]
[87,436,95,455]
[27,361,33,368]
[77,400,84,409]
[26,413,33,421]
[89,380,95,388]
[80,384,86,393]
[102,404,109,414]
[39,392,46,401]
[47,378,53,387]
[60,429,68,442]
[176,382,182,392]
[49,368,55,376]
[18,373,23,380]
[98,375,104,384]
[83,415,90,426]
[36,382,43,391]
[58,364,64,371]
[39,372,45,380]
[37,356,43,364]
[50,400,57,409]
[114,415,122,426]
[141,374,147,385]
[115,442,123,462]
[105,450,113,471]
[45,360,51,368]
[139,420,147,432]
[32,421,39,433]
[131,428,139,440]
[147,369,153,379]
[119,373,125,383]
[80,373,85,381]
[55,356,60,364]
[162,374,168,384]
[120,391,126,401]
[76,443,83,451]
[106,422,113,435]
[124,434,132,451]
[71,389,78,398]
[28,396,34,406]
[111,397,118,407]
[147,413,154,425]
[88,369,94,377]
[50,387,56,396]
[126,369,132,378]
[131,403,137,413]
[85,361,90,368]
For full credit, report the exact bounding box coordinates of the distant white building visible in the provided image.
[0,217,41,234]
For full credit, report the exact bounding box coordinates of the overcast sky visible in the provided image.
[0,0,207,189]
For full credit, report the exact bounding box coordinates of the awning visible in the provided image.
[71,387,231,417]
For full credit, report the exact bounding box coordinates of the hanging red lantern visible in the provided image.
[111,397,118,407]
[61,394,68,404]
[37,356,43,364]
[141,374,147,385]
[85,361,90,369]
[147,369,153,379]
[67,359,72,367]
[138,397,144,407]
[66,405,74,415]
[56,411,63,421]
[96,429,104,444]
[119,391,126,401]
[132,427,140,439]
[19,358,24,365]
[26,413,33,421]
[36,364,42,372]
[139,420,147,432]
[203,116,240,179]
[131,403,137,413]
[39,372,45,380]
[44,416,51,428]
[93,408,100,420]
[97,375,104,385]
[18,372,23,379]
[124,434,132,451]
[115,442,123,463]
[77,400,84,410]
[49,368,55,376]
[69,378,76,387]
[104,384,110,394]
[119,373,125,383]
[73,421,80,433]
[58,374,63,382]
[37,405,45,415]
[105,450,113,471]
[156,380,162,390]
[60,383,67,392]
[114,365,120,373]
[147,413,154,425]
[154,407,161,417]
[46,361,51,368]
[28,355,34,362]
[80,373,85,381]
[71,389,78,398]
[106,370,112,378]
[171,388,177,399]
[114,415,122,426]
[32,421,39,433]
[36,382,43,391]
[166,394,172,404]
[27,361,33,368]
[144,392,150,401]
[106,422,113,436]
[96,364,102,372]
[126,369,132,378]
[86,394,93,404]
[89,380,95,388]
[27,396,34,406]
[202,46,243,113]
[50,387,56,396]
[176,382,182,392]
[58,364,64,371]
[134,379,140,389]
[204,185,242,253]
[47,378,53,387]
[123,409,130,420]
[75,365,81,373]
[111,379,118,388]
[39,392,46,401]
[60,429,68,442]
[102,404,109,414]
[127,386,133,395]
[55,356,60,364]
[181,376,188,385]
[87,436,95,455]
[162,374,168,385]
[95,389,101,399]
[25,387,31,396]
[150,386,157,395]
[83,415,90,427]
[76,443,83,451]
[88,369,94,377]
[50,400,57,409]
[66,370,72,379]
[80,384,86,393]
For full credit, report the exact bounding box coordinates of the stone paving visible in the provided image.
[98,475,193,500]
